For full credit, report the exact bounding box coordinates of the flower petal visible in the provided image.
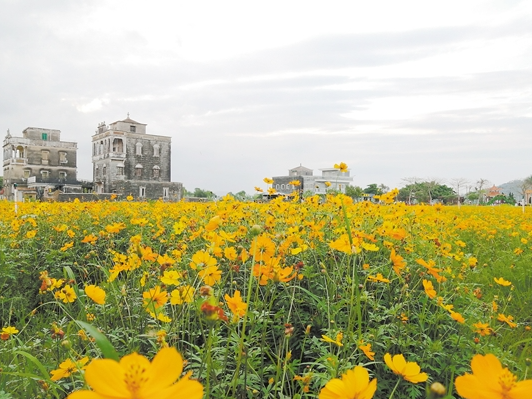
[67,391,106,399]
[84,359,129,397]
[470,354,503,391]
[319,378,348,399]
[143,347,183,396]
[392,354,407,374]
[359,377,377,399]
[511,380,532,399]
[455,373,500,399]
[157,372,204,399]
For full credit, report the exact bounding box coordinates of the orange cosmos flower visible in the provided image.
[450,311,465,324]
[67,347,203,399]
[319,365,377,399]
[455,353,532,399]
[359,342,375,361]
[497,314,517,328]
[85,285,106,305]
[390,249,406,277]
[384,353,428,384]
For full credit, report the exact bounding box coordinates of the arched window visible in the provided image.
[136,142,143,156]
[153,143,160,157]
[152,165,160,178]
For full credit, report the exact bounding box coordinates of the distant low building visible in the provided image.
[272,164,353,195]
[91,116,182,200]
[486,185,502,200]
[2,127,82,201]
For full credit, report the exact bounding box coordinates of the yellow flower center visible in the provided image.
[124,363,149,396]
[498,368,517,395]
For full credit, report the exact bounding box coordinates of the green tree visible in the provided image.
[191,188,215,199]
[398,181,456,204]
[345,185,364,201]
[363,184,383,195]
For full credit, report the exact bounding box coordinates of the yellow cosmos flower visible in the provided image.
[384,353,428,383]
[55,285,77,303]
[67,347,203,399]
[333,162,348,173]
[143,286,168,310]
[325,181,332,188]
[159,270,180,286]
[85,285,106,305]
[322,332,343,347]
[1,326,19,340]
[494,277,512,287]
[170,285,194,305]
[263,177,274,184]
[198,265,222,285]
[319,365,377,399]
[224,290,248,321]
[422,279,437,299]
[205,215,221,232]
[455,353,532,399]
[60,241,74,252]
[367,273,390,283]
[81,234,98,244]
[51,357,89,381]
[224,246,238,261]
[189,250,217,270]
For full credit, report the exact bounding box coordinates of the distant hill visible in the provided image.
[498,180,525,200]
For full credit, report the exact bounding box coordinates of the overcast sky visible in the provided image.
[2,0,532,195]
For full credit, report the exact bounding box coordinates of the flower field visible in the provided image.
[1,195,532,398]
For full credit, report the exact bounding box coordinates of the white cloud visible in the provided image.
[76,98,110,113]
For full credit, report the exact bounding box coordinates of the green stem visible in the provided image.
[388,379,401,399]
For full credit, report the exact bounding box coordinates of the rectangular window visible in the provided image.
[41,151,49,165]
[23,170,31,178]
[163,187,169,198]
[139,187,146,197]
[59,152,67,163]
[41,170,49,179]
[130,125,136,133]
[59,172,67,180]
[117,166,124,175]
[42,133,48,140]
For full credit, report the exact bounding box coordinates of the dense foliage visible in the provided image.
[1,197,531,398]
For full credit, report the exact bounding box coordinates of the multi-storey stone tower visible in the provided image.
[2,127,80,200]
[91,115,182,200]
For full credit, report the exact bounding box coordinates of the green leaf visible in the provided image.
[13,350,51,381]
[75,320,119,361]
